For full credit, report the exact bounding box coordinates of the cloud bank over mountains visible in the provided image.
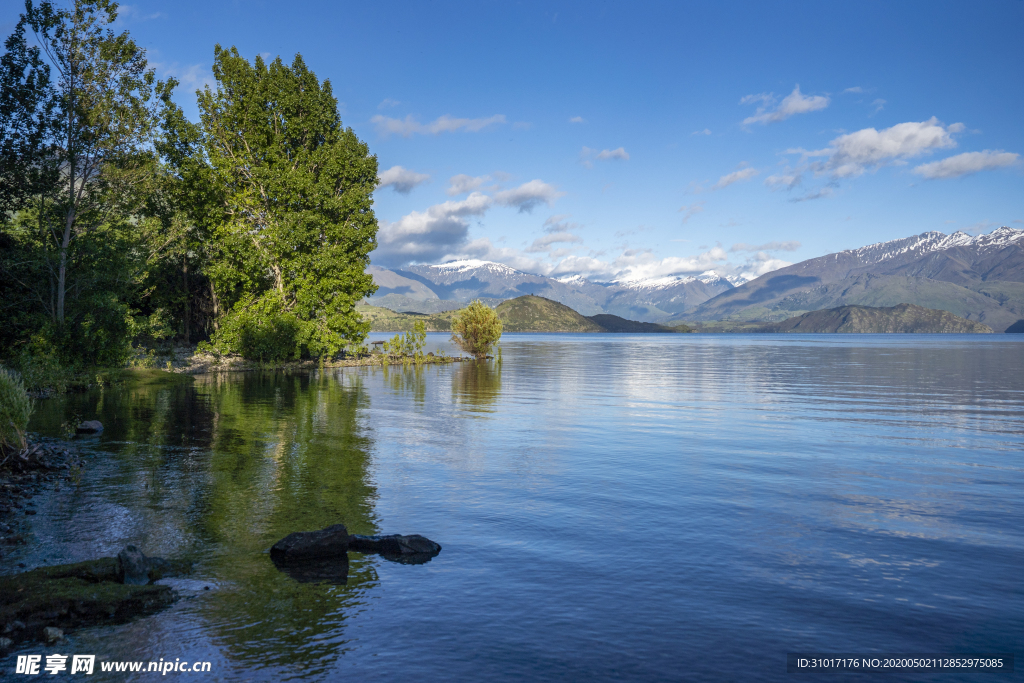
[369,85,1018,289]
[374,171,797,284]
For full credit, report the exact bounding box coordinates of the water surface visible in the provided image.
[6,334,1024,681]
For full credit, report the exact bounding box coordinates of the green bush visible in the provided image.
[451,300,503,360]
[11,337,75,394]
[207,294,302,362]
[0,367,33,450]
[382,321,427,362]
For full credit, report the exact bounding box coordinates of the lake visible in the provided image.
[6,334,1024,681]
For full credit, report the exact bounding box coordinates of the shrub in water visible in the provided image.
[451,300,503,360]
[0,367,32,450]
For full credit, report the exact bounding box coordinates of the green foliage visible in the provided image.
[197,46,379,358]
[1,1,172,370]
[451,301,503,360]
[205,294,302,362]
[381,321,427,363]
[0,367,32,450]
[1,17,383,380]
[495,295,603,332]
[10,336,74,394]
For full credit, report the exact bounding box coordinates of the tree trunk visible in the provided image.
[56,206,73,326]
[182,255,191,344]
[210,280,220,331]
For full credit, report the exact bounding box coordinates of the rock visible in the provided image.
[0,637,11,650]
[75,420,103,435]
[0,560,176,645]
[270,524,350,562]
[117,545,149,585]
[43,626,63,643]
[348,534,442,558]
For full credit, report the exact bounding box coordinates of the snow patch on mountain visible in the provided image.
[428,259,523,276]
[847,226,1023,265]
[611,270,742,290]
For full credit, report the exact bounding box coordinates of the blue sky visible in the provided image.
[5,0,1022,282]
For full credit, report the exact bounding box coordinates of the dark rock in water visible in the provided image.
[270,524,350,562]
[0,559,180,645]
[75,420,103,434]
[271,553,349,585]
[117,545,149,585]
[349,534,442,563]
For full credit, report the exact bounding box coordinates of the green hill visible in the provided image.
[356,303,455,332]
[763,304,993,333]
[360,296,690,333]
[587,314,687,333]
[495,295,604,332]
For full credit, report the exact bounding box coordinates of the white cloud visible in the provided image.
[447,174,490,196]
[678,202,704,223]
[526,231,584,253]
[569,116,587,124]
[764,172,802,190]
[692,128,712,136]
[370,113,507,137]
[597,147,629,160]
[377,165,430,194]
[494,180,565,213]
[738,252,793,281]
[730,241,801,252]
[580,146,630,166]
[800,117,962,179]
[843,86,865,94]
[375,192,492,265]
[713,167,759,189]
[378,98,401,109]
[740,92,774,107]
[742,85,829,125]
[912,150,1020,179]
[790,187,834,202]
[115,5,164,21]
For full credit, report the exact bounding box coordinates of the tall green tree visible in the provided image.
[0,0,172,365]
[0,11,57,215]
[197,46,379,359]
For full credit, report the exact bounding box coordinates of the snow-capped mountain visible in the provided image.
[688,227,1024,331]
[842,227,1024,267]
[613,270,743,291]
[367,260,736,321]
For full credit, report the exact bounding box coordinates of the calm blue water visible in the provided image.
[6,334,1024,681]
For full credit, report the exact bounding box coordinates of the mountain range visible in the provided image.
[366,261,734,320]
[684,227,1024,332]
[366,226,1024,332]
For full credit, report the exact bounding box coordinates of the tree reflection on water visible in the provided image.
[452,360,502,413]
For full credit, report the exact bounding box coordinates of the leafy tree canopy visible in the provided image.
[451,301,503,360]
[197,46,379,359]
